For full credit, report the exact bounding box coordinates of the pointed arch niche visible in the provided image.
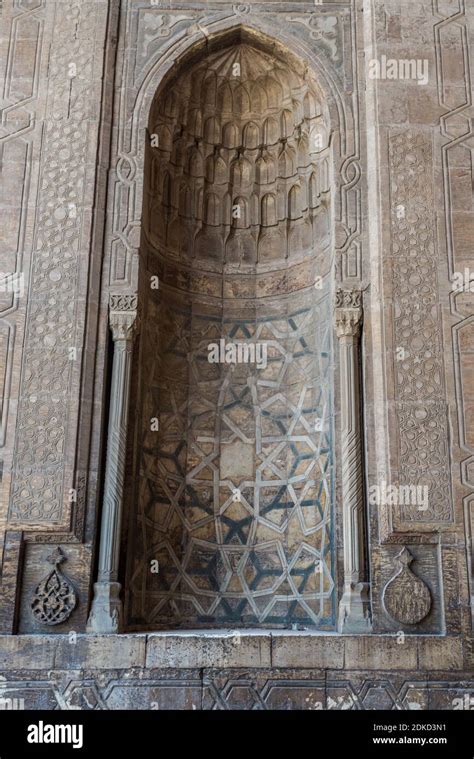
[125,31,337,630]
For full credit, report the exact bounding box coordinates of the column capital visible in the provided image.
[109,293,138,342]
[335,288,363,338]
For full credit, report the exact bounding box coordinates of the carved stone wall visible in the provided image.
[362,0,472,640]
[0,0,117,632]
[0,632,471,711]
[0,0,472,711]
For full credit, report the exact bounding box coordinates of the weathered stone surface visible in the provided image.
[146,631,271,669]
[0,636,59,670]
[54,635,147,671]
[271,633,344,669]
[0,634,147,670]
[344,636,418,671]
[418,637,464,672]
[0,532,23,633]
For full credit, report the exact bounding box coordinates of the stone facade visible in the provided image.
[0,0,473,709]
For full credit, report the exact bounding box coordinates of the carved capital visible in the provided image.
[109,293,138,342]
[335,289,363,338]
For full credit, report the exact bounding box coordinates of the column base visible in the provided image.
[338,582,372,633]
[86,581,123,634]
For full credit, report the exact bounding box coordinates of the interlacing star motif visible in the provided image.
[132,301,336,628]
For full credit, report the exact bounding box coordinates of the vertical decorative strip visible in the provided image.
[389,131,452,526]
[8,1,99,523]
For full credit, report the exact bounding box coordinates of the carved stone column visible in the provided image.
[335,289,372,632]
[87,294,138,633]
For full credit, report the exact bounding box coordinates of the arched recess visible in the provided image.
[123,29,337,630]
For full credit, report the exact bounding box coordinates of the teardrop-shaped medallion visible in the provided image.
[383,547,431,625]
[31,547,77,625]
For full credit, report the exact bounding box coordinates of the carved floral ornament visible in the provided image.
[31,548,77,626]
[285,14,340,62]
[148,13,194,39]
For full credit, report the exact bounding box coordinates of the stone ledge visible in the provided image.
[271,632,344,668]
[418,636,464,671]
[0,632,468,672]
[0,634,146,671]
[344,635,418,671]
[146,630,271,668]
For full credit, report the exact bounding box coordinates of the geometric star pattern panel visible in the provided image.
[127,291,335,629]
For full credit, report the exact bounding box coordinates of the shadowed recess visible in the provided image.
[125,35,336,630]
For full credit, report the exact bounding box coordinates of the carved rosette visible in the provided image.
[31,548,77,625]
[383,547,432,626]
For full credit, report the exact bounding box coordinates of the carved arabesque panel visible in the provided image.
[388,130,452,526]
[8,1,101,526]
